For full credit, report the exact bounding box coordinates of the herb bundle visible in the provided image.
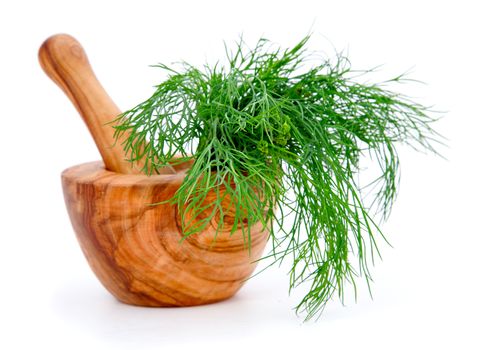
[113,35,441,320]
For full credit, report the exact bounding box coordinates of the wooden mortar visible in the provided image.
[40,34,269,306]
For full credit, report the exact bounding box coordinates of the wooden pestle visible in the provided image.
[38,34,143,174]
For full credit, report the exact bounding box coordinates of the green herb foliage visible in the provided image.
[113,36,441,320]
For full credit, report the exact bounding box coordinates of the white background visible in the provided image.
[1,0,495,349]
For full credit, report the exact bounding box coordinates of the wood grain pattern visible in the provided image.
[62,161,269,306]
[38,34,145,174]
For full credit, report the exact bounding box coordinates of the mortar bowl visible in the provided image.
[61,161,269,306]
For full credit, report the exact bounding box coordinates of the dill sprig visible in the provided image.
[113,35,441,320]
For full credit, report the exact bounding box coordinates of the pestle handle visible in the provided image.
[38,34,141,174]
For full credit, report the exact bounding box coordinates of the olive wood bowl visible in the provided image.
[62,161,269,306]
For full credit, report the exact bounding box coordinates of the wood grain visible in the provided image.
[38,34,144,174]
[62,161,269,306]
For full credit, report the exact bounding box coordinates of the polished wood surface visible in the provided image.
[62,161,269,306]
[39,34,143,174]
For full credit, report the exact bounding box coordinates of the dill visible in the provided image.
[113,35,442,320]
